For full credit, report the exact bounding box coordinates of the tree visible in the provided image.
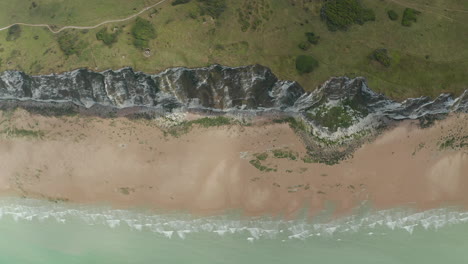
[131,17,157,49]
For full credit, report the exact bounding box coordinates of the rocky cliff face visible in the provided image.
[0,64,304,111]
[0,64,467,136]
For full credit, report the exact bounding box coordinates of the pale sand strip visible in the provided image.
[0,109,467,217]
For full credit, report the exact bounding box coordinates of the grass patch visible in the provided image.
[190,116,231,127]
[439,135,468,150]
[164,116,232,137]
[302,155,316,163]
[254,152,268,161]
[249,159,276,172]
[272,149,297,160]
[1,127,45,139]
[320,0,375,31]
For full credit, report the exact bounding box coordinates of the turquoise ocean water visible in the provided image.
[1,197,468,264]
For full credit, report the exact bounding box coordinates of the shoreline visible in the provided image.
[0,109,467,217]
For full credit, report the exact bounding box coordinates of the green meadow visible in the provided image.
[0,0,467,99]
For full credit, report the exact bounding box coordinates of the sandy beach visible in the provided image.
[0,109,467,217]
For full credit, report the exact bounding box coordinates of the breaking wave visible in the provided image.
[1,197,468,241]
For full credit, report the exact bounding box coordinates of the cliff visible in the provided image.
[0,64,467,138]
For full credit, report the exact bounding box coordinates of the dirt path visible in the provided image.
[388,0,468,22]
[0,0,169,34]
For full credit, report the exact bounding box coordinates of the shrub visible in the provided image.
[320,0,375,31]
[172,0,191,5]
[298,41,311,50]
[371,48,392,67]
[197,0,227,19]
[131,17,157,49]
[305,32,320,45]
[6,24,21,41]
[96,27,120,46]
[296,55,319,74]
[57,32,87,56]
[387,10,399,21]
[402,8,421,26]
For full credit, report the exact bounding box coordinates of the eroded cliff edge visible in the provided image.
[1,64,467,163]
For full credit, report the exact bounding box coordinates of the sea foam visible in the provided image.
[1,197,467,241]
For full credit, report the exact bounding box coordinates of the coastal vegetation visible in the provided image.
[305,32,320,45]
[320,0,375,31]
[249,152,276,172]
[371,48,392,67]
[96,27,120,46]
[236,0,271,31]
[307,105,354,132]
[164,116,233,137]
[0,127,45,139]
[387,10,399,21]
[172,0,191,6]
[198,0,227,19]
[249,159,276,172]
[272,149,297,161]
[296,55,319,74]
[131,18,156,49]
[57,31,87,56]
[6,24,21,41]
[401,8,421,26]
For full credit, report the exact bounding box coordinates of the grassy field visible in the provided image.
[0,0,467,99]
[0,0,160,26]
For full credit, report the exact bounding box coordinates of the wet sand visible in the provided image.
[0,109,467,217]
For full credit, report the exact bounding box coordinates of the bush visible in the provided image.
[96,27,120,46]
[57,32,87,56]
[172,0,191,5]
[296,55,319,74]
[320,0,375,31]
[6,24,21,41]
[197,0,227,19]
[131,17,157,49]
[387,10,399,21]
[371,48,392,67]
[402,8,421,26]
[305,32,320,45]
[298,41,311,50]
